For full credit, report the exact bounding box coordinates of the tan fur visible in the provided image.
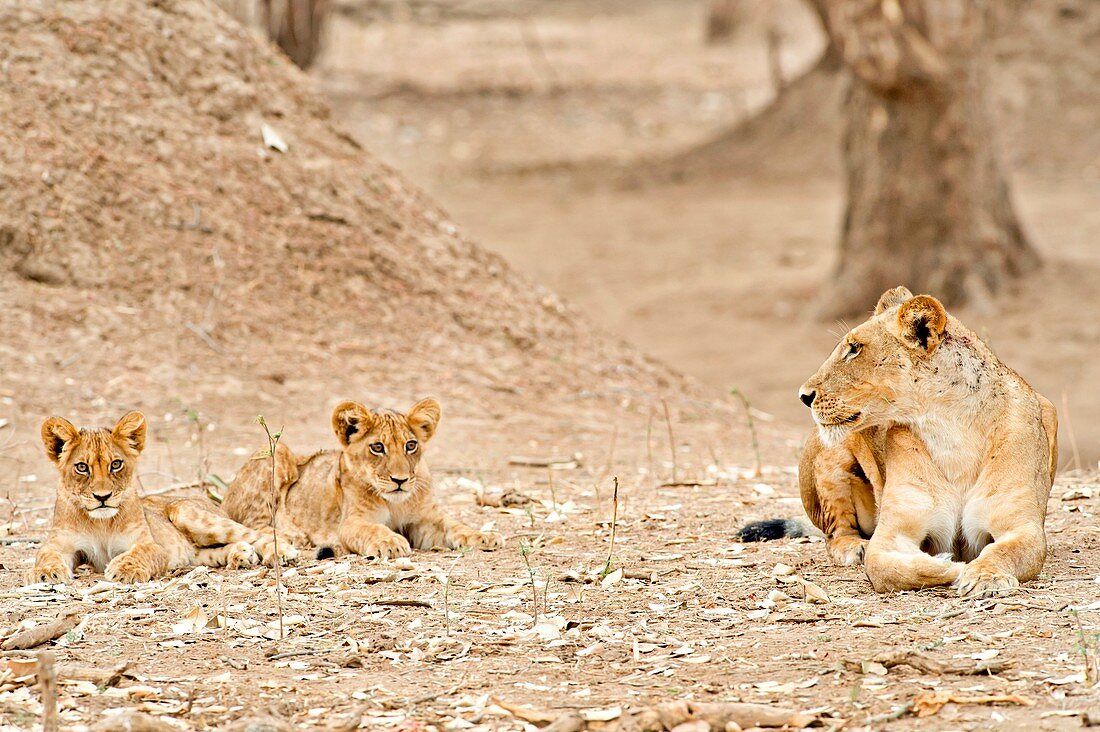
[221,398,503,559]
[798,286,1058,598]
[30,412,297,584]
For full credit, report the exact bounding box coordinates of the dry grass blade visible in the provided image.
[660,399,677,483]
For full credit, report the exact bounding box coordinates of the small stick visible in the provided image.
[601,477,620,577]
[1061,391,1082,472]
[256,416,286,641]
[519,541,539,628]
[731,389,762,478]
[661,399,678,483]
[2,610,80,650]
[645,407,655,485]
[38,651,58,732]
[370,599,432,608]
[547,467,559,516]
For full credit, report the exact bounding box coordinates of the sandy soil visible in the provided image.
[1,1,1099,731]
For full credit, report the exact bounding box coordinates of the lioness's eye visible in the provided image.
[845,342,862,359]
[369,442,386,455]
[405,440,418,453]
[74,462,90,475]
[109,459,124,472]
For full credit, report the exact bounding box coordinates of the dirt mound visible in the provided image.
[0,0,683,432]
[652,0,1100,182]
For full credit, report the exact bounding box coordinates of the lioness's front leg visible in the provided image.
[406,506,503,551]
[955,428,1051,599]
[106,539,169,583]
[864,428,964,593]
[339,514,411,559]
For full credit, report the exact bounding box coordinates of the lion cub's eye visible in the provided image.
[74,462,90,475]
[369,442,386,456]
[845,342,862,360]
[109,459,124,473]
[405,440,418,454]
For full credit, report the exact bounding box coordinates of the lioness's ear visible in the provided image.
[407,398,441,443]
[112,411,147,454]
[874,286,914,315]
[896,295,947,352]
[41,417,80,465]
[332,401,374,448]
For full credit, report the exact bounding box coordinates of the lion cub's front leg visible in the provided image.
[30,536,76,584]
[407,506,503,552]
[339,514,411,559]
[106,539,169,583]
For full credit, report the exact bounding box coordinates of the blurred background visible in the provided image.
[224,0,1100,464]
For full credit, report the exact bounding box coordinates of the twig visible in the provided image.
[600,477,620,578]
[1062,390,1082,471]
[256,416,286,641]
[370,599,432,608]
[508,456,580,469]
[519,541,539,628]
[38,651,58,732]
[731,388,763,478]
[843,649,1013,676]
[2,611,81,650]
[547,467,559,517]
[184,322,229,355]
[645,407,655,485]
[442,552,465,637]
[659,480,719,488]
[660,399,678,483]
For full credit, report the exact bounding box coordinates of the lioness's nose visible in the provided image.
[92,492,112,503]
[391,477,408,487]
[799,389,816,408]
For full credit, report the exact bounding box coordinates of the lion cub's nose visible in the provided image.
[799,389,816,408]
[391,477,408,488]
[92,492,112,503]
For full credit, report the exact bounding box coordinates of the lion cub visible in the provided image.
[30,412,296,584]
[222,398,503,559]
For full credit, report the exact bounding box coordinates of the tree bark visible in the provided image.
[814,0,1038,318]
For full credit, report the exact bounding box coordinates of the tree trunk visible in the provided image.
[814,0,1038,318]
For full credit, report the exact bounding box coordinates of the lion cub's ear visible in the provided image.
[41,417,80,465]
[874,286,914,315]
[406,398,441,443]
[896,295,948,353]
[112,411,147,454]
[332,401,374,448]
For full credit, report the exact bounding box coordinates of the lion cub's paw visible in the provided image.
[106,553,157,584]
[452,530,504,551]
[356,532,412,560]
[826,536,867,566]
[226,542,260,570]
[254,536,300,567]
[955,566,1019,599]
[29,558,72,585]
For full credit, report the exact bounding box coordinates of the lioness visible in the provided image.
[222,398,504,559]
[740,287,1057,598]
[30,412,296,584]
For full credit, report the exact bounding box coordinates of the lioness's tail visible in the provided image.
[736,517,820,542]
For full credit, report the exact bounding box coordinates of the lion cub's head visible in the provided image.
[331,398,441,503]
[799,286,950,445]
[41,412,147,520]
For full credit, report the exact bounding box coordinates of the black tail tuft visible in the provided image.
[736,518,805,542]
[316,546,336,560]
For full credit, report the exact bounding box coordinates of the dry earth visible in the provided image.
[1,1,1099,731]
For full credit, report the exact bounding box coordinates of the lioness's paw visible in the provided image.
[826,536,867,566]
[106,554,156,584]
[226,542,260,570]
[29,560,72,585]
[453,530,504,551]
[955,566,1019,599]
[355,532,411,560]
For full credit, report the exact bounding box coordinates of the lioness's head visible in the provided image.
[331,398,441,503]
[799,286,949,446]
[41,412,146,520]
